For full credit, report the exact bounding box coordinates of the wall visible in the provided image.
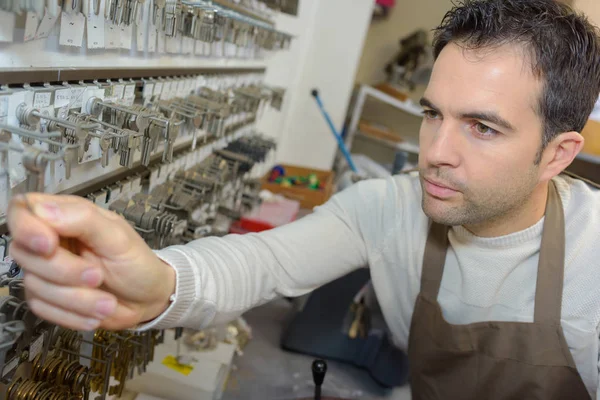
[355,0,452,85]
[574,0,600,26]
[266,0,373,170]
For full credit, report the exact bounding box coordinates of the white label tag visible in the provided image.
[33,92,52,108]
[148,26,157,52]
[24,12,40,42]
[119,25,132,49]
[0,10,15,42]
[105,23,120,49]
[86,4,105,49]
[35,8,59,39]
[29,334,44,361]
[160,82,172,100]
[176,80,186,97]
[165,34,180,54]
[0,95,9,123]
[182,36,193,54]
[153,82,163,97]
[59,12,86,47]
[157,31,165,53]
[123,84,135,106]
[81,137,101,163]
[143,83,154,100]
[54,88,72,108]
[113,84,125,101]
[71,87,85,108]
[2,357,18,377]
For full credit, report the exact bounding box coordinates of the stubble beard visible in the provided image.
[419,168,539,228]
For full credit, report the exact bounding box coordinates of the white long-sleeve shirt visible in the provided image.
[143,172,600,398]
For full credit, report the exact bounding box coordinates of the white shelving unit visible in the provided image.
[346,84,423,155]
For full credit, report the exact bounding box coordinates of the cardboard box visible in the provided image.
[582,119,600,157]
[261,164,335,209]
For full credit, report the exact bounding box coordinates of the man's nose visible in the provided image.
[423,121,462,168]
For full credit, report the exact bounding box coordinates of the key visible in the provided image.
[152,0,165,27]
[140,128,153,166]
[100,135,111,167]
[162,118,180,163]
[63,148,73,179]
[22,149,49,192]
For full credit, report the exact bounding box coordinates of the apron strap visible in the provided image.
[419,221,449,300]
[533,180,566,325]
[562,170,600,189]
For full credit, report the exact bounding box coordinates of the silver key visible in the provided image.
[22,149,48,192]
[100,135,111,168]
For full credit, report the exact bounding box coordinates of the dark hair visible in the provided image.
[433,0,600,162]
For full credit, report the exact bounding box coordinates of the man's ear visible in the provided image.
[539,131,584,181]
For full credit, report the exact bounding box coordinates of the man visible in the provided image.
[6,0,600,398]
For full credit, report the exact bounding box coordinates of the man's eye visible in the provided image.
[473,122,498,137]
[422,110,439,120]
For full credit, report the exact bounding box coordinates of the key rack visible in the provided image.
[0,0,297,394]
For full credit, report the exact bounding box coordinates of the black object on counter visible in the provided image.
[312,359,327,400]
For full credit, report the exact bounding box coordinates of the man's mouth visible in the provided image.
[423,177,459,199]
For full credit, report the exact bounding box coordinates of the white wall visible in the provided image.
[260,0,373,171]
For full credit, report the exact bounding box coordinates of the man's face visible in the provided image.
[418,43,545,227]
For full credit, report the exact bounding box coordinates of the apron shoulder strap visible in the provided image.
[562,170,600,189]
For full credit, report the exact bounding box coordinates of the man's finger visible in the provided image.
[24,273,117,320]
[11,194,136,256]
[10,242,104,287]
[26,297,101,331]
[7,195,59,256]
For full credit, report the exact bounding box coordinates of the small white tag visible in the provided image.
[0,10,15,42]
[105,23,120,49]
[176,79,186,97]
[136,22,146,52]
[24,12,40,42]
[148,26,157,52]
[182,36,193,54]
[29,335,44,361]
[157,31,165,53]
[81,137,101,163]
[160,81,172,100]
[153,82,163,97]
[33,92,52,108]
[119,25,132,50]
[0,95,9,123]
[59,11,85,47]
[86,4,105,49]
[143,83,154,100]
[35,8,59,39]
[113,84,125,101]
[54,88,72,108]
[123,84,135,105]
[71,86,86,107]
[166,34,180,54]
[2,357,18,377]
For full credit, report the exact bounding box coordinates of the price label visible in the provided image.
[24,12,40,42]
[157,31,165,53]
[33,92,52,108]
[54,88,72,108]
[59,12,86,47]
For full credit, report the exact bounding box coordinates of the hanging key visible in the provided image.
[162,118,182,163]
[152,0,165,27]
[100,134,112,168]
[22,148,49,192]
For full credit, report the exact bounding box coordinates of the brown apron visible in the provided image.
[407,180,592,400]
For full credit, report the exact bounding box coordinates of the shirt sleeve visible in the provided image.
[136,180,382,331]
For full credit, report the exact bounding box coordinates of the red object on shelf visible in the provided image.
[230,197,301,234]
[376,0,395,7]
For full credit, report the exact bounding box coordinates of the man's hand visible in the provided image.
[6,194,176,331]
